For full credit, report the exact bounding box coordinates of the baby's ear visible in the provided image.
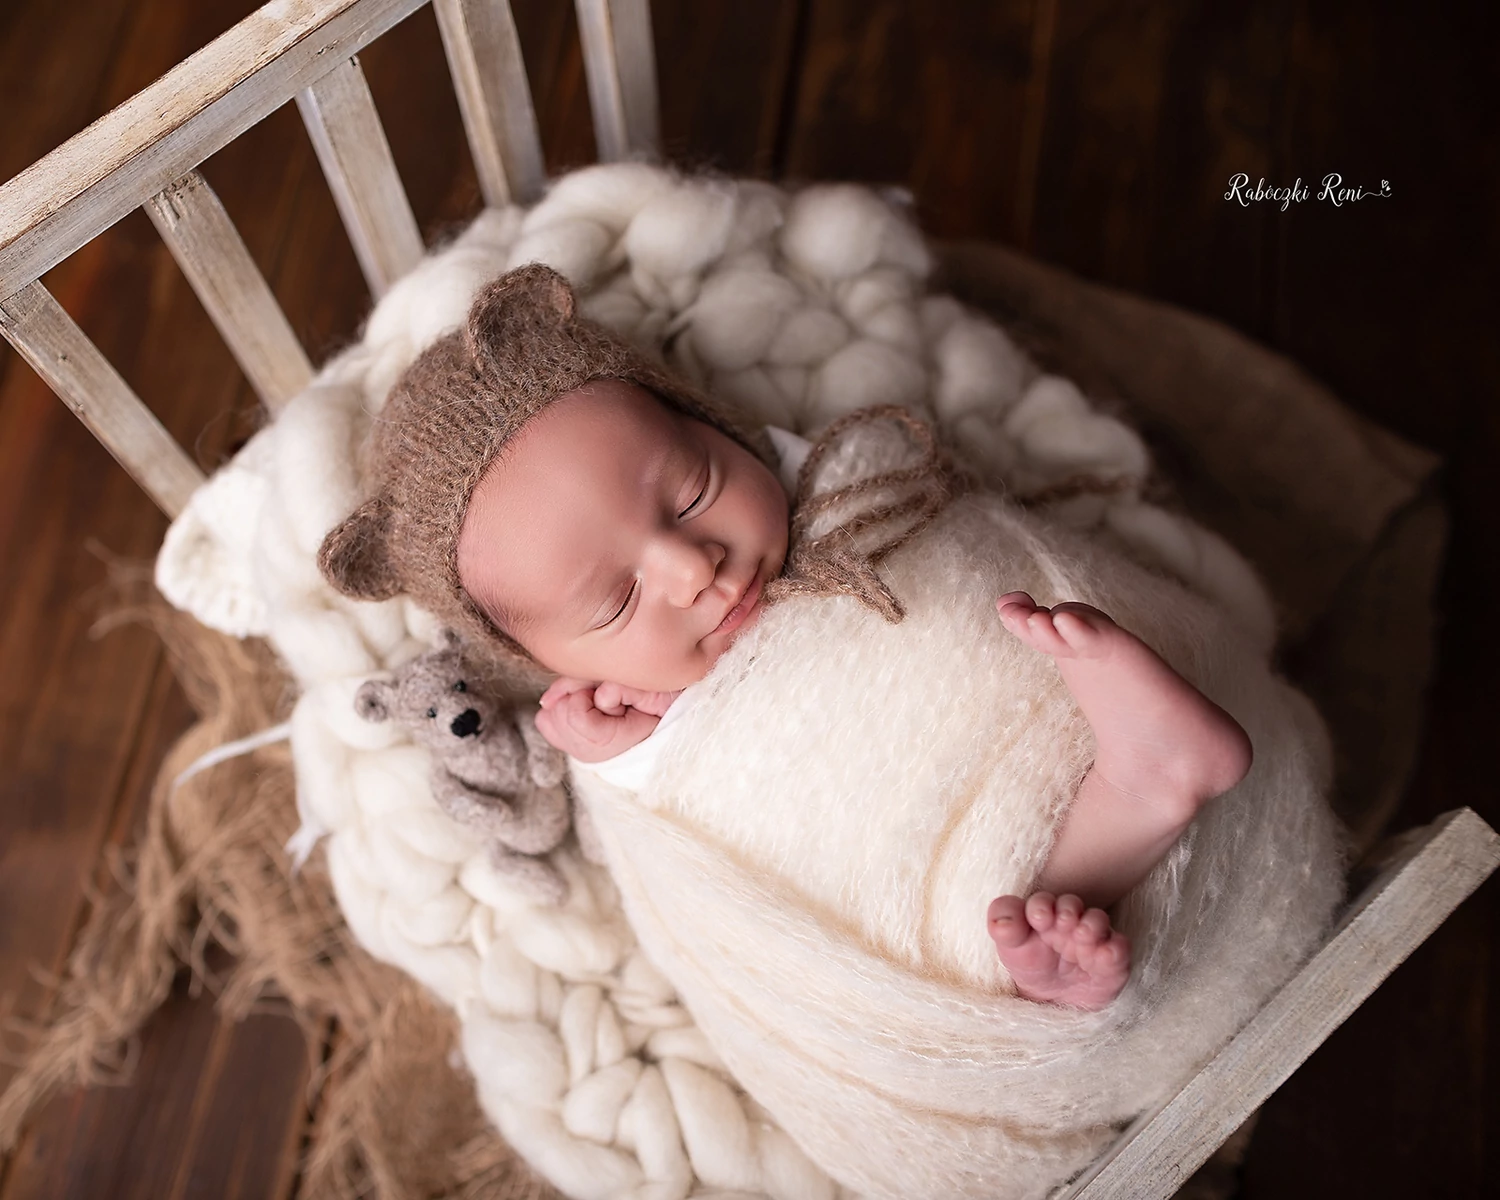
[318,494,404,600]
[466,263,577,364]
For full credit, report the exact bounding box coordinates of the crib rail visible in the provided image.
[433,0,547,208]
[146,171,315,410]
[0,282,209,516]
[0,0,659,516]
[1062,806,1500,1200]
[296,55,427,295]
[0,0,426,300]
[576,0,661,162]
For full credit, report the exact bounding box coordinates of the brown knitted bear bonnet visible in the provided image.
[318,262,962,681]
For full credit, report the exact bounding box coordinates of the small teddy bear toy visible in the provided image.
[355,634,575,904]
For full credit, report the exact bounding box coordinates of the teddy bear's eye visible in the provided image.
[426,707,437,719]
[454,680,466,693]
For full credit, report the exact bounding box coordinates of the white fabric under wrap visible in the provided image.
[570,417,1344,1197]
[151,163,1344,1200]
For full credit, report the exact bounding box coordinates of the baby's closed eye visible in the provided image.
[679,462,710,516]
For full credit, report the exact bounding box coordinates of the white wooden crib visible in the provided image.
[1,2,1495,1196]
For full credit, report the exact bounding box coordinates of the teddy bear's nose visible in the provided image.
[450,708,481,738]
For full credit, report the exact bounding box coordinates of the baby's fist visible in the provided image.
[535,677,678,763]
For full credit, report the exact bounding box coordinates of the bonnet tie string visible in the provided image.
[760,404,972,623]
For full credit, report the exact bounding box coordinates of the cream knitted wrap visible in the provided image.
[573,416,1345,1198]
[154,163,1343,1200]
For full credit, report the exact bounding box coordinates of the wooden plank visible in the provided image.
[295,53,425,297]
[147,170,313,413]
[1021,0,1171,289]
[509,0,595,172]
[1,980,312,1200]
[0,281,204,517]
[432,0,546,206]
[574,0,660,160]
[0,643,179,1153]
[0,0,136,195]
[780,0,1038,239]
[1135,0,1291,341]
[0,0,429,299]
[0,658,304,1200]
[1,972,224,1200]
[161,1002,312,1200]
[1063,808,1500,1200]
[651,0,801,175]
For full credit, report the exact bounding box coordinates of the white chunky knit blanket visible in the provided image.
[156,164,1341,1200]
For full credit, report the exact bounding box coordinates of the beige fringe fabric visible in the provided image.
[0,571,555,1200]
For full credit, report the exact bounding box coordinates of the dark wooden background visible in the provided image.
[1,1,1495,1195]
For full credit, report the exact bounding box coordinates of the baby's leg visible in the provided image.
[998,591,1252,907]
[988,591,1253,1007]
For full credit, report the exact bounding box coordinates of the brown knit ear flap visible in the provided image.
[465,263,577,368]
[318,494,405,600]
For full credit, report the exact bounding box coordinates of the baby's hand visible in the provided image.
[535,677,682,763]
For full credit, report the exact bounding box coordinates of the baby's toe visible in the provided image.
[1023,891,1059,932]
[987,896,1031,948]
[1050,893,1084,933]
[1049,605,1116,654]
[1075,907,1112,944]
[1021,611,1074,657]
[1083,928,1132,976]
[997,591,1037,616]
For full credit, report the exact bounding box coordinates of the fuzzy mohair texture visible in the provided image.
[572,412,1346,1198]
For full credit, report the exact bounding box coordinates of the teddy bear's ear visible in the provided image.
[318,494,404,601]
[355,679,395,723]
[466,264,577,365]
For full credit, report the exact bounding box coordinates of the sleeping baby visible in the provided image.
[463,370,1252,1015]
[320,263,1343,1198]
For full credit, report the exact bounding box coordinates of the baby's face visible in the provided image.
[457,379,790,692]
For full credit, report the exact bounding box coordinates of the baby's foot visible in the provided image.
[995,592,1252,815]
[988,892,1130,1010]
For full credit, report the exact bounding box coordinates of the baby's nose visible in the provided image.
[450,708,481,738]
[662,538,726,605]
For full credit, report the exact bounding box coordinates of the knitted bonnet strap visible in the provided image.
[760,404,971,623]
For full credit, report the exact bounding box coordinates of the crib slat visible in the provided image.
[146,171,313,413]
[1062,806,1500,1200]
[432,0,546,206]
[0,281,205,518]
[296,55,425,297]
[0,0,430,300]
[575,0,661,161]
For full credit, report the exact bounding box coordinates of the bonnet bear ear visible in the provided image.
[318,493,405,601]
[465,263,577,365]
